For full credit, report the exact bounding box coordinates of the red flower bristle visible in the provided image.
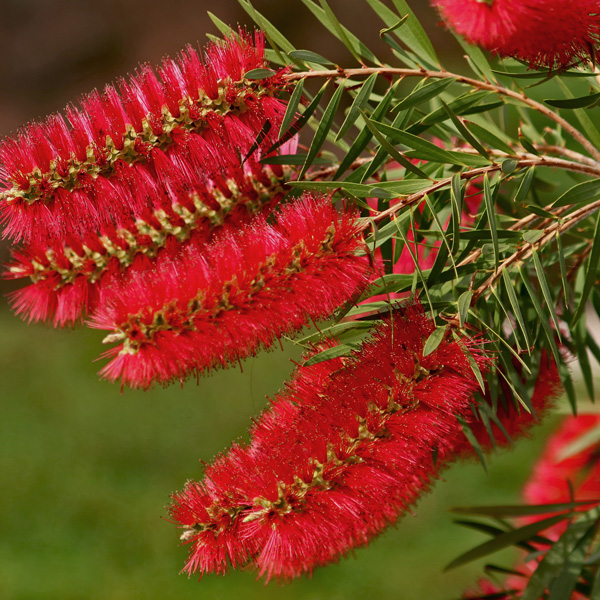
[523,413,600,512]
[0,31,287,245]
[5,153,289,326]
[433,0,600,70]
[168,302,491,581]
[90,195,372,389]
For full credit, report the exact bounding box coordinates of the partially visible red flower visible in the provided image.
[0,31,287,244]
[463,412,599,600]
[5,154,289,326]
[91,195,372,389]
[523,414,600,508]
[433,0,600,70]
[169,302,490,581]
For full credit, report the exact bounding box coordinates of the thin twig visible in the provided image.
[284,68,600,164]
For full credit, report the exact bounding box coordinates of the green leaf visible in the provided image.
[458,417,487,471]
[572,211,600,325]
[290,179,432,197]
[303,344,353,366]
[244,68,277,79]
[392,78,455,113]
[521,510,600,600]
[441,100,491,160]
[545,92,600,109]
[299,79,344,177]
[445,514,570,572]
[389,0,438,64]
[423,326,446,357]
[335,82,398,177]
[361,115,431,179]
[238,0,296,53]
[574,314,595,402]
[270,81,329,153]
[515,166,536,203]
[519,267,561,367]
[532,249,562,340]
[369,119,476,166]
[288,49,333,65]
[557,232,570,309]
[379,15,408,37]
[553,178,600,207]
[458,291,473,327]
[453,33,496,83]
[556,78,600,150]
[295,321,374,345]
[207,12,235,36]
[278,79,304,138]
[302,0,379,64]
[450,501,600,518]
[260,154,329,166]
[483,174,500,270]
[502,158,518,174]
[522,230,543,244]
[336,72,378,140]
[466,121,514,155]
[593,566,600,600]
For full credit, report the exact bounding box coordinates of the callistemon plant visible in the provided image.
[5,0,600,598]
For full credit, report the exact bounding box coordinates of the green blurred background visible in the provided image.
[0,1,585,599]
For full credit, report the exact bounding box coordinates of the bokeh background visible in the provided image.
[0,2,583,599]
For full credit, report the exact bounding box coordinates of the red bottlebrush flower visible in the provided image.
[5,154,290,327]
[0,31,287,244]
[91,195,372,389]
[523,413,600,510]
[433,0,600,70]
[463,414,599,600]
[168,302,490,581]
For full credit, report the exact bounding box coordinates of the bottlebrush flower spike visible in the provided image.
[168,302,491,581]
[432,0,600,70]
[523,413,600,509]
[6,154,290,326]
[0,31,287,244]
[91,194,372,389]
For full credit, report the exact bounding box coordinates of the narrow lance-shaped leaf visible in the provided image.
[361,114,431,179]
[553,178,600,207]
[390,0,438,64]
[450,501,600,518]
[336,72,378,140]
[335,81,398,177]
[502,269,533,350]
[521,510,600,600]
[556,231,570,309]
[444,514,570,571]
[278,79,304,138]
[483,174,500,270]
[288,49,333,65]
[238,0,295,63]
[269,80,329,153]
[441,99,491,160]
[519,266,562,367]
[572,211,600,325]
[532,248,562,341]
[556,78,600,151]
[452,32,496,83]
[515,166,536,203]
[302,0,380,64]
[392,78,456,114]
